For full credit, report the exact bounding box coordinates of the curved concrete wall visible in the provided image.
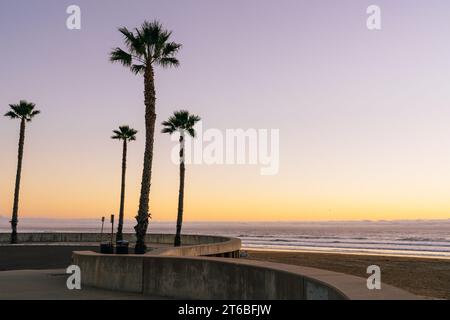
[0,232,242,258]
[72,251,419,300]
[0,233,231,245]
[153,237,241,257]
[141,256,343,299]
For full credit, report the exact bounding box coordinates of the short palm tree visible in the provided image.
[162,110,201,247]
[111,125,138,243]
[110,20,182,254]
[4,100,40,244]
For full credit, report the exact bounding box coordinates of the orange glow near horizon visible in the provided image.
[1,142,450,222]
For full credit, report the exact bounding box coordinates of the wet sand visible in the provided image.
[243,250,450,299]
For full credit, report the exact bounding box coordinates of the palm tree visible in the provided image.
[162,110,201,247]
[111,125,138,243]
[110,20,182,254]
[4,100,40,244]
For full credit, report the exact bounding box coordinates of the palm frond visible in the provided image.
[30,110,40,118]
[5,100,40,121]
[188,114,201,123]
[153,30,172,58]
[118,27,145,57]
[112,20,181,72]
[142,20,163,47]
[110,47,133,66]
[162,42,182,57]
[111,125,138,141]
[131,64,146,75]
[4,110,18,119]
[157,57,180,68]
[161,110,201,137]
[187,128,196,138]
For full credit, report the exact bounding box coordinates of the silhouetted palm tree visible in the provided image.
[110,20,182,253]
[4,100,40,244]
[162,110,201,247]
[111,125,138,243]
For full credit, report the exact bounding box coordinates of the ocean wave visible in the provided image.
[397,237,449,242]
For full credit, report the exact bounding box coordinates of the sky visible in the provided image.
[1,0,450,222]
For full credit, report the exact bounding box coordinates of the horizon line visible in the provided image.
[1,217,449,223]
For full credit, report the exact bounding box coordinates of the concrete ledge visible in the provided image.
[72,251,420,300]
[0,233,241,258]
[0,233,231,245]
[152,237,241,257]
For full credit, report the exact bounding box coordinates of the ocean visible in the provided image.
[1,218,450,258]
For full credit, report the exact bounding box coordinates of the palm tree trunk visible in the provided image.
[11,118,26,244]
[116,139,127,243]
[174,134,185,247]
[135,64,156,254]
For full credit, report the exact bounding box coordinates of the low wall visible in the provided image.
[141,256,334,299]
[74,252,145,292]
[72,251,419,300]
[0,233,229,245]
[153,237,241,257]
[0,233,242,258]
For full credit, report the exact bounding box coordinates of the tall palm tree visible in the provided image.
[162,110,201,247]
[4,100,40,244]
[110,20,182,254]
[111,125,138,243]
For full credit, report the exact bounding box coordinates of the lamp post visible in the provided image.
[110,214,115,245]
[100,216,105,242]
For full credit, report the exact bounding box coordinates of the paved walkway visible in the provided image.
[0,269,163,300]
[0,244,170,271]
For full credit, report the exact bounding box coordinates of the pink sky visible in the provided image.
[1,0,450,221]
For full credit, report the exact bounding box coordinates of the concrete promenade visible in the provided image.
[0,233,421,300]
[0,269,161,300]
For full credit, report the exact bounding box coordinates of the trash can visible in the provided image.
[100,242,114,254]
[115,240,129,254]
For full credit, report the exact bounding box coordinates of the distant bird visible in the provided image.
[162,110,201,247]
[4,100,41,244]
[110,20,182,254]
[111,126,138,243]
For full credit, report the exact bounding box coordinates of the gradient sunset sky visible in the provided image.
[1,0,450,222]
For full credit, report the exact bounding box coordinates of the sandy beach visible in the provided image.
[243,250,450,299]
